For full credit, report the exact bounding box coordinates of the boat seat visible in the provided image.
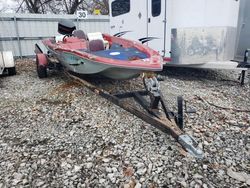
[87,32,109,49]
[89,39,105,52]
[87,32,104,42]
[73,30,87,40]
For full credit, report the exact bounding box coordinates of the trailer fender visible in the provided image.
[36,53,48,78]
[36,53,48,67]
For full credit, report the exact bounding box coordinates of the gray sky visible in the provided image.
[0,0,18,13]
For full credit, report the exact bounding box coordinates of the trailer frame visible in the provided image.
[65,72,204,158]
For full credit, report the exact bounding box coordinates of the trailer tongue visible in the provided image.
[66,72,204,159]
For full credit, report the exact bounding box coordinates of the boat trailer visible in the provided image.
[65,72,204,159]
[35,43,204,158]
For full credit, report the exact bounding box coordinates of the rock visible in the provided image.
[167,173,173,178]
[148,163,153,174]
[123,184,130,188]
[123,179,136,188]
[99,178,106,184]
[107,173,116,183]
[71,175,77,180]
[194,184,200,188]
[31,163,38,170]
[40,159,46,165]
[13,173,24,181]
[106,167,112,173]
[85,163,93,169]
[246,179,250,185]
[203,183,208,188]
[178,180,187,188]
[203,165,208,170]
[137,168,147,176]
[123,167,134,177]
[225,159,233,166]
[22,179,29,185]
[174,161,182,167]
[102,158,110,163]
[218,170,225,177]
[112,167,117,173]
[193,174,203,179]
[61,161,71,169]
[227,168,250,183]
[136,162,144,169]
[135,182,142,188]
[69,130,75,136]
[12,179,21,186]
[36,180,45,187]
[74,165,82,172]
[203,141,209,146]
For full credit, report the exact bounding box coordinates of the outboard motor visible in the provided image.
[58,19,76,35]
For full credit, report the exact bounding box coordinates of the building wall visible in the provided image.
[0,13,110,57]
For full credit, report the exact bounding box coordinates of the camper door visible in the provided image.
[147,0,166,56]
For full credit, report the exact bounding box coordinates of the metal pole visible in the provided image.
[77,17,79,29]
[0,17,5,74]
[0,19,3,52]
[244,49,249,62]
[241,70,246,86]
[14,16,22,59]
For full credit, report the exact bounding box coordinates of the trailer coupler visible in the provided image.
[178,135,204,159]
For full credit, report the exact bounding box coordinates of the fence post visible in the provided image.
[14,16,22,59]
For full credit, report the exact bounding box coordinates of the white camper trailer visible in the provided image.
[109,0,250,69]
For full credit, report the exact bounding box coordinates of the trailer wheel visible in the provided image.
[7,67,16,76]
[177,96,184,129]
[36,54,48,78]
[37,65,47,78]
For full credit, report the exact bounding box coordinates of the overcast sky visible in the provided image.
[0,0,18,13]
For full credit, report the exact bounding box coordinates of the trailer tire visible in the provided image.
[36,54,48,78]
[7,67,16,76]
[37,65,47,78]
[177,96,184,129]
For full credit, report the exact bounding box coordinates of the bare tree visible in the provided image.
[93,0,109,15]
[0,7,7,13]
[79,0,109,15]
[15,0,110,15]
[15,0,53,13]
[63,0,85,14]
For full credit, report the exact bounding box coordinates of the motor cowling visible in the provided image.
[58,19,76,35]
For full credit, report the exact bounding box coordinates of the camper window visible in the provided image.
[111,0,130,17]
[152,0,161,17]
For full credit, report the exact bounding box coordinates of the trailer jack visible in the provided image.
[66,72,204,159]
[238,49,250,86]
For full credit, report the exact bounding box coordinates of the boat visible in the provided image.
[36,19,163,80]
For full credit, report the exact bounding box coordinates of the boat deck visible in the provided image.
[91,47,149,61]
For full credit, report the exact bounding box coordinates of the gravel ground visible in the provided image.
[0,59,249,188]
